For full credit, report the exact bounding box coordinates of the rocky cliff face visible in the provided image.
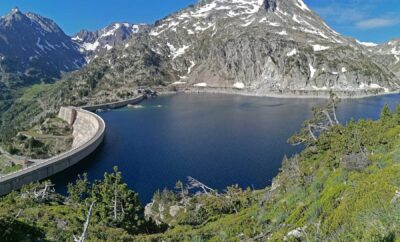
[0,8,85,85]
[72,23,150,60]
[366,39,400,79]
[58,0,399,99]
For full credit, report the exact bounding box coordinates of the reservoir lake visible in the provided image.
[52,93,400,203]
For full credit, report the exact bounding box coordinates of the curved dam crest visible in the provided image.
[0,107,106,196]
[0,95,145,195]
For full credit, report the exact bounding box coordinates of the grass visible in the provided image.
[18,84,56,102]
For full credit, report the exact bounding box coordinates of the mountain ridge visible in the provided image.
[0,7,85,88]
[72,22,151,59]
[53,0,399,105]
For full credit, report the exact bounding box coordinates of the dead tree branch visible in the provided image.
[74,201,95,242]
[187,176,216,195]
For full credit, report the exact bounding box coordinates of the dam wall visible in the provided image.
[0,108,105,196]
[71,109,100,149]
[83,95,145,112]
[58,107,77,126]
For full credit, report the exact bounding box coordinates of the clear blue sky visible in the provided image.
[0,0,399,43]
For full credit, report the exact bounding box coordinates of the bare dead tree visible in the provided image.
[14,209,22,219]
[21,182,55,202]
[110,180,126,223]
[175,181,190,208]
[354,128,368,159]
[74,201,95,242]
[187,176,216,195]
[113,187,118,221]
[39,182,54,200]
[289,93,341,146]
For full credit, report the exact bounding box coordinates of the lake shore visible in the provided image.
[157,87,400,99]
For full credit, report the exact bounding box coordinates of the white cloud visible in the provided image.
[356,17,399,29]
[311,0,400,30]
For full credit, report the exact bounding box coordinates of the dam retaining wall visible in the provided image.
[83,95,145,112]
[0,108,105,196]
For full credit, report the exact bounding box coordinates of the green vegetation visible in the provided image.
[2,102,400,241]
[4,116,73,159]
[0,155,23,175]
[0,83,60,142]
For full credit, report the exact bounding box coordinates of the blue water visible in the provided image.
[52,93,400,203]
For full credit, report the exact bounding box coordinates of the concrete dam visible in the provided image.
[0,107,105,196]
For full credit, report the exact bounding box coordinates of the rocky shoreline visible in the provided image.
[158,86,399,99]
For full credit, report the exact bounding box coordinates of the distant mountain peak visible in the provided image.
[0,9,85,81]
[3,7,27,23]
[11,7,20,14]
[72,22,150,57]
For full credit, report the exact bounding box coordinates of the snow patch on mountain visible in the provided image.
[312,44,330,52]
[309,63,316,78]
[356,40,378,47]
[233,82,245,89]
[287,49,297,57]
[194,82,208,87]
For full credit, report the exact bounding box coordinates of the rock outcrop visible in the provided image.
[367,39,400,79]
[58,0,400,99]
[72,23,150,59]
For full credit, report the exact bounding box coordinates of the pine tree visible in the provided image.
[92,167,145,234]
[67,173,90,203]
[381,104,391,120]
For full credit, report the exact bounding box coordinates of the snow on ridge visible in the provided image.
[295,0,311,12]
[191,2,217,18]
[132,25,140,33]
[72,36,83,42]
[356,40,378,47]
[102,23,122,37]
[82,41,100,51]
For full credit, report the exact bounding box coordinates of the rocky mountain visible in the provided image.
[0,7,85,87]
[72,23,150,59]
[0,8,87,139]
[58,0,400,103]
[366,39,400,78]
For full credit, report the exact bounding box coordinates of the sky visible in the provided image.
[0,0,399,43]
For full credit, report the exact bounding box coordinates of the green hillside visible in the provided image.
[1,104,400,241]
